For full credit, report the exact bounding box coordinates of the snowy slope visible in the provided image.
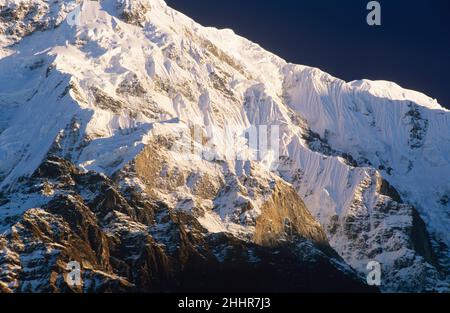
[0,0,448,292]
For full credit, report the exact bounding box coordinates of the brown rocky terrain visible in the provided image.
[0,155,376,292]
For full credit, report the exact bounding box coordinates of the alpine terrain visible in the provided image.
[0,0,448,292]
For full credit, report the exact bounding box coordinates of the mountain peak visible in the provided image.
[0,0,449,292]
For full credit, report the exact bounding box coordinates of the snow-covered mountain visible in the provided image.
[0,0,448,292]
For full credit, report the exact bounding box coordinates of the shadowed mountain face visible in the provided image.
[0,0,448,292]
[0,157,375,293]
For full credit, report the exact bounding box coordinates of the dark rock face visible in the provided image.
[403,102,429,150]
[411,208,438,267]
[378,178,402,203]
[0,156,377,293]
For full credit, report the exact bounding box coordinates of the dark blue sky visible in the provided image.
[165,0,450,109]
